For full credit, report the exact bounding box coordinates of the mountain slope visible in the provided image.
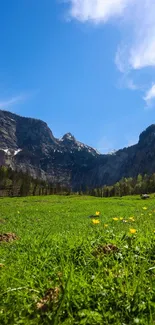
[0,109,155,190]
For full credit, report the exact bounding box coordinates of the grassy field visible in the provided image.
[0,195,155,325]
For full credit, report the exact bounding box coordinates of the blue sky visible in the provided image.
[0,0,155,153]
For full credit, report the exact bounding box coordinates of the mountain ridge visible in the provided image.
[0,109,155,190]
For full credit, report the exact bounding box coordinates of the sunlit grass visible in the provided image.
[0,195,155,324]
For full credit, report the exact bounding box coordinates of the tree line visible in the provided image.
[1,166,155,197]
[86,174,155,197]
[0,166,70,197]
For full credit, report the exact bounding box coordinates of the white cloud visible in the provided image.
[68,0,132,22]
[66,0,155,72]
[144,84,155,108]
[65,0,155,108]
[0,94,28,110]
[115,0,155,71]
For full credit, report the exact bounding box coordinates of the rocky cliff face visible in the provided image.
[0,109,155,190]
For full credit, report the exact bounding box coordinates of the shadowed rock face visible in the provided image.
[0,109,155,190]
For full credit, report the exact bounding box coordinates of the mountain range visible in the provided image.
[0,109,155,190]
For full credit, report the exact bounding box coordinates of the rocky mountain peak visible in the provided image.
[61,133,76,142]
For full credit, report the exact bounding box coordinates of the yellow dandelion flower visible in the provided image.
[113,217,119,221]
[95,211,100,216]
[129,228,137,234]
[92,219,100,224]
[142,207,147,210]
[120,217,123,220]
[149,213,152,216]
[104,224,108,227]
[129,217,135,221]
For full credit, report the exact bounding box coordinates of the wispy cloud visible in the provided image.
[125,79,139,91]
[127,137,138,147]
[97,136,115,154]
[66,0,155,71]
[117,74,139,90]
[67,0,133,23]
[144,84,155,108]
[65,0,155,106]
[0,93,29,110]
[115,0,155,72]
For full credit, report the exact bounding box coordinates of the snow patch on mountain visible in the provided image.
[0,148,22,156]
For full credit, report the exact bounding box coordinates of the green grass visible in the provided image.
[0,194,155,324]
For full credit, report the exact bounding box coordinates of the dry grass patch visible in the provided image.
[0,233,19,243]
[36,287,60,311]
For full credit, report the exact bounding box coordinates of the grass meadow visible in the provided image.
[1,195,155,324]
